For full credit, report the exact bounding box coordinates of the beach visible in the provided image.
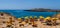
[0,11,60,28]
[14,19,60,28]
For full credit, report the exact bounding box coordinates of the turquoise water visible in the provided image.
[0,10,57,18]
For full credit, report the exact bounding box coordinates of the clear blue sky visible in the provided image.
[0,0,60,9]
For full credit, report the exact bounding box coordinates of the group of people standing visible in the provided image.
[17,16,60,27]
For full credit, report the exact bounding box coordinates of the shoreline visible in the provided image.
[24,8,60,12]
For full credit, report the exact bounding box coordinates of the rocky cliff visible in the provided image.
[24,8,60,12]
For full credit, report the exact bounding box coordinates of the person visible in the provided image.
[32,22,37,27]
[6,21,12,28]
[29,16,34,25]
[18,18,22,23]
[51,17,57,26]
[34,16,38,21]
[44,16,52,26]
[39,16,44,23]
[31,16,38,27]
[19,21,25,27]
[24,16,29,23]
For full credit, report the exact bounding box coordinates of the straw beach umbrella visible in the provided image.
[39,16,44,22]
[44,16,51,22]
[18,18,22,21]
[52,18,58,20]
[24,16,29,23]
[44,16,52,25]
[30,16,33,18]
[34,16,38,21]
[51,17,58,26]
[34,16,37,19]
[51,17,59,23]
[18,18,21,19]
[25,16,29,19]
[45,16,51,20]
[18,18,23,22]
[39,16,44,18]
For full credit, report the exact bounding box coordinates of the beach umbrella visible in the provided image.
[18,18,22,21]
[39,16,44,18]
[18,18,21,19]
[52,17,59,20]
[30,16,33,18]
[44,16,51,20]
[25,16,29,19]
[21,16,25,20]
[34,16,37,18]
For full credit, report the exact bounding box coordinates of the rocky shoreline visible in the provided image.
[24,8,60,12]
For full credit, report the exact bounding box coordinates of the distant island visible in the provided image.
[24,8,60,12]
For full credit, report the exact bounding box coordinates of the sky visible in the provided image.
[0,0,60,9]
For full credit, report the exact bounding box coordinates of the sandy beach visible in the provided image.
[0,12,60,28]
[14,19,60,28]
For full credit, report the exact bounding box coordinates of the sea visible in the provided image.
[0,10,57,18]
